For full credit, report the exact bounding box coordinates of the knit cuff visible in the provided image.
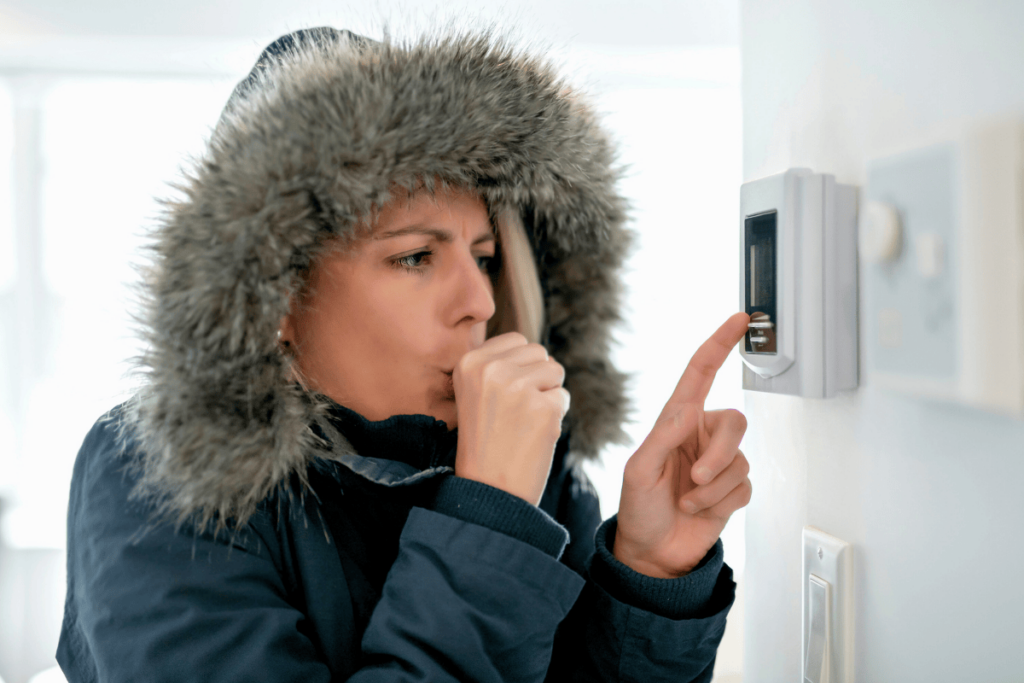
[429,476,570,560]
[589,515,726,620]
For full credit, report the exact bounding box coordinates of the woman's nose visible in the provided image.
[449,249,496,325]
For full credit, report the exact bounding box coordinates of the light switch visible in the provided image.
[804,575,831,683]
[802,527,853,682]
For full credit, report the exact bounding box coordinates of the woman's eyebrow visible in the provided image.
[373,226,496,245]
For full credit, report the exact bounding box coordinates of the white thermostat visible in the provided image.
[739,169,859,398]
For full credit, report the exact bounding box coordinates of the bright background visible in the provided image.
[0,3,743,681]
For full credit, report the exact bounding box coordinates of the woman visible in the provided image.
[57,26,751,682]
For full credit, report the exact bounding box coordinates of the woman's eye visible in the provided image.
[394,251,432,270]
[391,249,497,275]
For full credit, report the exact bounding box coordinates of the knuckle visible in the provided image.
[552,360,566,385]
[662,410,681,432]
[538,396,563,434]
[526,391,550,416]
[622,454,643,484]
[659,407,683,432]
[546,389,566,414]
[737,452,750,477]
[480,361,504,384]
[548,386,566,410]
[526,342,547,355]
[509,376,528,395]
[739,479,753,505]
[728,409,748,433]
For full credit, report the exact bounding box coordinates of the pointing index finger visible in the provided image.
[667,312,750,409]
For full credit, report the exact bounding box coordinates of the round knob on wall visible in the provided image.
[859,200,902,264]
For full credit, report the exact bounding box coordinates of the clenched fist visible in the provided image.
[453,332,571,505]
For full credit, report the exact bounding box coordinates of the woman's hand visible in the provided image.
[613,313,752,578]
[453,332,571,505]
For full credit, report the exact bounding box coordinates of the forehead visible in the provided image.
[367,186,493,239]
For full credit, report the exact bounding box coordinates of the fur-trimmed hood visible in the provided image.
[128,27,635,529]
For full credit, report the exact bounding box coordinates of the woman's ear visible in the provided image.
[278,314,296,349]
[277,313,312,391]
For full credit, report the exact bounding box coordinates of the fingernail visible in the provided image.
[694,466,712,484]
[682,500,698,514]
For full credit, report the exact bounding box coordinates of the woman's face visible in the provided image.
[280,187,497,430]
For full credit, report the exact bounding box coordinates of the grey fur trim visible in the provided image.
[131,29,636,530]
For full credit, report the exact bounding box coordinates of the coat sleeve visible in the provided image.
[58,412,585,683]
[542,461,737,683]
[353,505,583,682]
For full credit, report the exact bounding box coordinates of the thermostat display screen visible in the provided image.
[745,211,777,353]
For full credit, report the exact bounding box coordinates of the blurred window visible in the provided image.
[2,76,234,548]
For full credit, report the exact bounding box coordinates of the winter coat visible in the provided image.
[56,27,736,682]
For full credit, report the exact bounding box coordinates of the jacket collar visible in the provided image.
[321,402,457,487]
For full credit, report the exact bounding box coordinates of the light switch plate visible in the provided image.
[802,526,854,683]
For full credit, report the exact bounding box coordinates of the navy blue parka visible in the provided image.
[59,403,735,681]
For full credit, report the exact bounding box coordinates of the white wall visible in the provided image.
[741,1,1024,681]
